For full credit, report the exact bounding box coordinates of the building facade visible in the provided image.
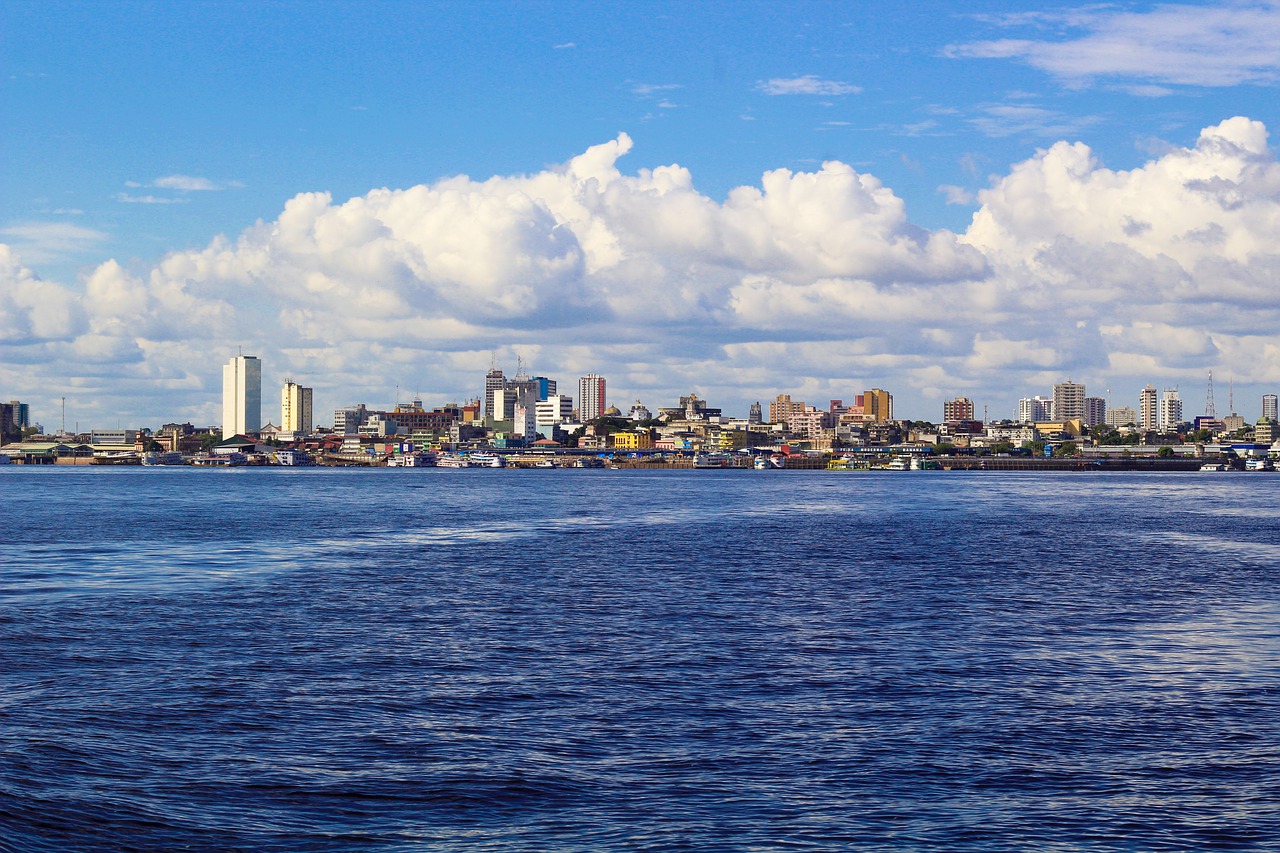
[578,374,606,422]
[222,355,262,437]
[862,388,893,423]
[943,397,974,422]
[1018,396,1052,423]
[1139,384,1159,431]
[1264,394,1279,421]
[1083,396,1107,427]
[281,381,313,434]
[1052,381,1085,423]
[1159,388,1183,431]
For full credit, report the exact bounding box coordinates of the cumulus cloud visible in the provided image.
[757,75,861,96]
[153,175,221,191]
[948,3,1280,88]
[7,119,1280,425]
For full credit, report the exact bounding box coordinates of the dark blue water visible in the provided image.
[1,467,1277,851]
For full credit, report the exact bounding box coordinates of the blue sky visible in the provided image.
[4,1,1280,427]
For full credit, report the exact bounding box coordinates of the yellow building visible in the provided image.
[611,429,655,450]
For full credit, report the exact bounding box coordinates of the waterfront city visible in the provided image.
[3,357,1278,472]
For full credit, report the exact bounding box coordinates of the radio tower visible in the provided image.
[1204,371,1216,418]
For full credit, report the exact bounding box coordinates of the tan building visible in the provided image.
[281,381,313,434]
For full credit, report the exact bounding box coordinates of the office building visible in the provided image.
[1139,385,1159,431]
[1106,406,1138,427]
[281,381,313,434]
[1264,394,1278,421]
[579,374,606,422]
[484,367,506,419]
[222,355,262,437]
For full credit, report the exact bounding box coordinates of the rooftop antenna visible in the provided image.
[61,396,66,436]
[1205,370,1216,418]
[1229,376,1236,416]
[489,350,498,371]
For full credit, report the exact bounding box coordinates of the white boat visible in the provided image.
[142,451,185,466]
[754,456,768,470]
[1244,458,1273,472]
[1199,463,1227,472]
[469,452,506,468]
[387,452,436,468]
[694,453,730,468]
[884,458,910,471]
[534,458,556,468]
[436,453,473,468]
[273,449,312,466]
[768,453,787,469]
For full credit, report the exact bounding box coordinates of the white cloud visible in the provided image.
[757,75,861,96]
[949,3,1280,88]
[8,119,1280,425]
[153,175,221,191]
[0,222,108,265]
[116,193,190,204]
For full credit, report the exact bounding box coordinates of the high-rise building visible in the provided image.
[1159,388,1183,431]
[483,367,507,419]
[748,402,763,425]
[1264,394,1279,421]
[281,381,313,434]
[1084,396,1106,427]
[1052,381,1085,422]
[1106,406,1138,427]
[1019,396,1052,423]
[1139,385,1159,431]
[863,388,893,423]
[222,355,262,437]
[536,394,575,428]
[579,374,606,422]
[6,400,29,430]
[533,377,556,400]
[334,404,368,435]
[943,397,974,422]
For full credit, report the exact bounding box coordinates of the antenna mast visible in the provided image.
[1205,371,1216,418]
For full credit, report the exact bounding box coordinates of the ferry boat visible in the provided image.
[273,449,312,466]
[694,452,731,468]
[469,452,506,468]
[90,451,141,465]
[386,452,436,467]
[883,458,911,471]
[1199,462,1228,472]
[436,453,472,468]
[142,451,185,466]
[1244,458,1274,472]
[534,458,557,468]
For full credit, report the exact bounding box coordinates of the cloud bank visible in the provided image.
[4,118,1280,425]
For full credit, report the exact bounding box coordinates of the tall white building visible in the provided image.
[281,381,313,434]
[1018,396,1052,423]
[579,374,606,422]
[1264,394,1279,421]
[1139,385,1159,431]
[222,355,262,437]
[1159,388,1183,431]
[536,394,574,428]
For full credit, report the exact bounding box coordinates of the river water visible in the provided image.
[1,467,1277,851]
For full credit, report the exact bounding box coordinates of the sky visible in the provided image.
[3,0,1280,430]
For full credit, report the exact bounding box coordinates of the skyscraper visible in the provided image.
[222,355,262,437]
[1052,381,1085,422]
[862,388,892,423]
[281,381,313,434]
[943,397,974,422]
[1264,394,1278,421]
[1019,396,1052,422]
[484,367,506,419]
[1084,396,1106,427]
[1139,385,1159,431]
[1159,388,1183,431]
[578,374,606,422]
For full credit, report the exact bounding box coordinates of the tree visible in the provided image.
[934,441,956,455]
[991,440,1015,454]
[1022,439,1046,455]
[1055,441,1079,457]
[1157,445,1175,458]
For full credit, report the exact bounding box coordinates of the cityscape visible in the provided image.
[3,355,1278,470]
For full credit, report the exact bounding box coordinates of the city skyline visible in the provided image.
[4,2,1280,426]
